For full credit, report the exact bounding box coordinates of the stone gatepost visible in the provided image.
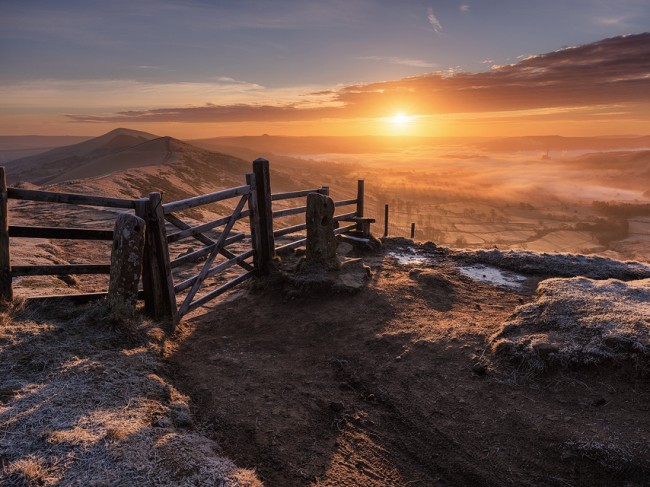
[305,193,338,268]
[108,213,146,319]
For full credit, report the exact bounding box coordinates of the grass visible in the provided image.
[0,299,260,486]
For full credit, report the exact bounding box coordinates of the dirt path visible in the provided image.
[169,244,649,486]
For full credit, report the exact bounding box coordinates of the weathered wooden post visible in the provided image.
[356,179,365,232]
[0,167,12,303]
[411,222,416,239]
[108,213,145,319]
[252,158,275,274]
[306,193,337,267]
[319,186,330,196]
[383,204,389,238]
[246,172,261,271]
[135,193,177,324]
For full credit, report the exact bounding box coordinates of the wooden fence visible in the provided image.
[0,158,370,326]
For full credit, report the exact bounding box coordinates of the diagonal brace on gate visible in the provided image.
[177,193,250,318]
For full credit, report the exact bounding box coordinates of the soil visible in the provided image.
[169,241,650,487]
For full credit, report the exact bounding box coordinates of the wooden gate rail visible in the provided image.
[161,185,250,214]
[174,248,255,293]
[170,233,245,268]
[164,213,253,272]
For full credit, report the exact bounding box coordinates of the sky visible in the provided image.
[1,0,649,138]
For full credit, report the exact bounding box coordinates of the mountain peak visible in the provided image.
[103,127,160,139]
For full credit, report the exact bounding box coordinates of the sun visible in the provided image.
[390,112,412,126]
[384,112,416,134]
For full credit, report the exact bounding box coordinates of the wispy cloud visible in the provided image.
[595,15,630,26]
[61,34,650,124]
[427,7,443,37]
[359,56,438,68]
[460,5,470,12]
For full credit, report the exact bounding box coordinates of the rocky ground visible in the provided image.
[167,240,650,486]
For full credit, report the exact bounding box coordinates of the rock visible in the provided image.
[532,342,560,358]
[337,241,354,256]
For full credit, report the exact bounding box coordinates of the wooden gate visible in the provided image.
[141,177,256,323]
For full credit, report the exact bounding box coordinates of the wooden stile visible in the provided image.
[0,167,12,302]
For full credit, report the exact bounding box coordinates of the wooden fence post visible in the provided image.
[411,222,416,239]
[252,158,275,274]
[136,193,177,324]
[320,186,330,196]
[383,204,389,238]
[356,179,365,232]
[0,167,12,303]
[108,213,146,319]
[246,172,262,273]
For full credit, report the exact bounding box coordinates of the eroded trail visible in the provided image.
[169,245,649,486]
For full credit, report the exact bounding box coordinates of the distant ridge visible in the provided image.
[190,134,650,155]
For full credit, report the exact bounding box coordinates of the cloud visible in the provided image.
[460,5,470,12]
[427,7,443,37]
[360,56,438,68]
[63,33,650,124]
[595,16,630,26]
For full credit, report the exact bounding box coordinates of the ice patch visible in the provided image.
[458,264,527,289]
[387,250,431,266]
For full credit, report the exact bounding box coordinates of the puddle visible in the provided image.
[457,264,528,289]
[387,250,431,266]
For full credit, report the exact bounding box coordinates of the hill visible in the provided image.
[3,128,337,201]
[5,128,161,185]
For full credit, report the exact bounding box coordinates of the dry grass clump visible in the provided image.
[491,277,650,372]
[455,248,650,280]
[0,299,260,486]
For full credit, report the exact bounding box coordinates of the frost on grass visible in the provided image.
[491,277,650,371]
[0,300,260,486]
[453,248,650,280]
